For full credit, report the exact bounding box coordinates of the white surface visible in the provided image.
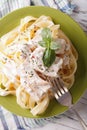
[71,0,87,32]
[32,0,87,130]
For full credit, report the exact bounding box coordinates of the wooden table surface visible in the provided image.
[33,0,87,130]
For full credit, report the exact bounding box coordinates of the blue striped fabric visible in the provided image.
[0,0,77,130]
[32,0,76,14]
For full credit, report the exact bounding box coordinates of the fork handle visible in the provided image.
[71,107,87,130]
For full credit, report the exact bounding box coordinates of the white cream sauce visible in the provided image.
[0,28,70,101]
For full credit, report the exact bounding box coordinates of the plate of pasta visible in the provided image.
[0,6,87,118]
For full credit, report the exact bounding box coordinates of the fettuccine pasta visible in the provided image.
[0,15,78,116]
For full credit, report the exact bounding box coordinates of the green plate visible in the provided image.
[0,6,87,118]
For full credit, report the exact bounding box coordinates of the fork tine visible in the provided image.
[58,78,68,93]
[51,78,63,96]
[54,78,65,95]
[47,77,62,97]
[55,93,60,99]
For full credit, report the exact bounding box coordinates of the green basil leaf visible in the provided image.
[41,28,52,42]
[43,48,56,67]
[50,41,61,50]
[38,41,47,47]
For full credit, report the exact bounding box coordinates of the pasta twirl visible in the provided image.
[0,16,78,116]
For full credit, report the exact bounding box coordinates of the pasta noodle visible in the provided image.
[0,15,78,116]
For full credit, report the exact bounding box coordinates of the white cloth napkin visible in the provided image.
[32,0,76,14]
[0,0,76,18]
[0,0,77,130]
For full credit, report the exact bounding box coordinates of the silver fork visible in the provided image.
[47,76,87,130]
[35,70,87,130]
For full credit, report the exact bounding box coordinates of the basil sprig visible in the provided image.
[39,28,61,67]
